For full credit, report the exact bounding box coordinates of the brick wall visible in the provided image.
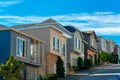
[47,53,58,73]
[26,65,38,80]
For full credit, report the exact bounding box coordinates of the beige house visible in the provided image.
[63,26,85,71]
[13,18,71,75]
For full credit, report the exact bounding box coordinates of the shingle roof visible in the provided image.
[63,26,77,33]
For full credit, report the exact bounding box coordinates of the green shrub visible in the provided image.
[39,74,57,80]
[98,54,101,64]
[109,53,118,64]
[71,66,78,71]
[56,56,65,78]
[0,56,24,80]
[77,57,83,70]
[84,59,92,69]
[95,55,99,65]
[100,52,108,62]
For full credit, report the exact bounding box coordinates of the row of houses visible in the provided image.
[0,18,119,80]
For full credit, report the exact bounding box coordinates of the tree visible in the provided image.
[100,52,108,62]
[98,54,101,64]
[84,59,92,69]
[107,53,112,62]
[110,53,118,64]
[95,54,98,65]
[0,56,24,80]
[77,57,83,70]
[56,56,65,78]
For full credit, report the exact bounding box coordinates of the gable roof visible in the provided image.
[86,30,97,41]
[12,18,72,38]
[40,18,58,24]
[39,18,72,38]
[97,36,107,41]
[63,26,76,33]
[0,24,7,29]
[63,25,84,39]
[12,23,38,29]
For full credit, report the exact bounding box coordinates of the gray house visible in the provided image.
[12,18,71,75]
[97,36,107,53]
[0,28,45,80]
[63,26,85,71]
[82,31,98,65]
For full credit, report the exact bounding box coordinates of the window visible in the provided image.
[53,37,59,51]
[30,42,36,62]
[92,39,94,47]
[62,43,65,55]
[76,38,80,49]
[79,40,80,49]
[17,37,26,57]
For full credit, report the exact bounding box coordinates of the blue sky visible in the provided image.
[0,0,120,45]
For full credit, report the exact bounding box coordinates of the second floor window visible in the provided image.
[92,39,94,47]
[17,37,26,57]
[53,37,59,51]
[76,38,80,49]
[30,42,36,62]
[62,43,65,55]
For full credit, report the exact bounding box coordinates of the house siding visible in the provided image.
[82,31,97,65]
[0,30,11,64]
[21,27,67,74]
[97,37,107,53]
[66,30,84,72]
[22,28,50,74]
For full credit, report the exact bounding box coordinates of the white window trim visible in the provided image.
[16,37,26,57]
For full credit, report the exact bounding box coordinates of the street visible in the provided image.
[66,64,120,80]
[80,64,120,80]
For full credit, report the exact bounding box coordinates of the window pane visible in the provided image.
[17,37,26,57]
[76,38,77,48]
[62,44,65,55]
[57,39,59,51]
[53,37,55,50]
[92,39,94,47]
[53,37,59,52]
[79,40,80,49]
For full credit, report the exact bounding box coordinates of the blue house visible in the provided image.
[0,28,45,80]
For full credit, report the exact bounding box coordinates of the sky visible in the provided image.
[0,0,120,45]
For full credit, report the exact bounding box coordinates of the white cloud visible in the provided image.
[0,0,21,7]
[0,12,120,36]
